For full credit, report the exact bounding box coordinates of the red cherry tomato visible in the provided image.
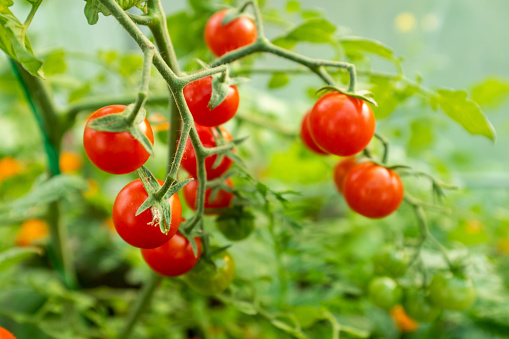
[181,125,233,180]
[183,178,234,213]
[83,105,154,174]
[333,157,357,193]
[308,92,375,156]
[113,179,182,249]
[141,232,202,277]
[343,162,404,218]
[183,76,239,127]
[204,9,257,57]
[300,111,328,155]
[0,327,16,339]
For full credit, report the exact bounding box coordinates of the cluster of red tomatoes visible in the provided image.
[300,92,404,218]
[80,10,258,282]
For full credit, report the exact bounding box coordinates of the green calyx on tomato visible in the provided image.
[183,177,234,214]
[403,288,441,322]
[216,206,255,241]
[372,247,409,278]
[184,247,235,295]
[368,276,403,310]
[83,105,154,174]
[429,272,476,311]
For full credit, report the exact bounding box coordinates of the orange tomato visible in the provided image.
[390,305,418,332]
[0,157,22,181]
[149,113,170,132]
[15,219,49,247]
[59,151,83,173]
[0,327,16,339]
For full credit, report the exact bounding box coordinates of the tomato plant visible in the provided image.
[429,273,477,311]
[372,246,409,278]
[343,162,404,218]
[403,288,441,322]
[183,178,234,212]
[113,179,182,249]
[83,105,154,174]
[204,10,257,57]
[216,207,255,241]
[141,232,202,277]
[183,76,239,127]
[184,248,235,295]
[308,92,375,156]
[180,124,233,180]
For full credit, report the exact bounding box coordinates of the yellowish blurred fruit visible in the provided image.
[60,151,83,173]
[390,305,418,332]
[395,12,416,33]
[0,157,22,182]
[84,178,99,198]
[102,217,116,233]
[16,219,49,247]
[150,113,170,132]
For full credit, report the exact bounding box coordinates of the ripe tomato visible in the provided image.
[141,232,202,277]
[204,9,257,57]
[113,179,182,249]
[368,276,402,310]
[83,105,154,174]
[429,273,476,311]
[343,162,404,219]
[183,178,234,213]
[403,288,441,322]
[181,125,233,180]
[0,327,16,339]
[372,247,409,278]
[308,92,375,156]
[333,157,357,193]
[390,305,418,333]
[300,111,328,155]
[15,219,49,247]
[184,249,235,295]
[183,76,239,127]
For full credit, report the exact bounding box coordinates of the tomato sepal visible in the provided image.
[316,86,378,107]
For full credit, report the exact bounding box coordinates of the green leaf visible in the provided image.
[341,37,394,60]
[272,37,296,49]
[471,77,509,110]
[286,18,336,43]
[0,247,42,271]
[231,300,258,315]
[42,49,67,75]
[69,83,91,103]
[409,119,434,152]
[0,6,44,77]
[83,0,109,25]
[435,89,496,141]
[268,72,290,89]
[119,54,143,76]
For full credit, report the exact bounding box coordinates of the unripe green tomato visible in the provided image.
[184,249,235,295]
[429,273,476,311]
[403,288,441,322]
[373,247,409,278]
[216,210,254,241]
[368,276,402,310]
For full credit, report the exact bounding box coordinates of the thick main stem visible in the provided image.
[12,61,77,289]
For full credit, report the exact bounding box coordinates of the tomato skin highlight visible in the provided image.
[183,76,239,127]
[181,125,233,180]
[343,162,404,219]
[205,10,257,57]
[308,92,375,156]
[113,179,182,249]
[183,178,234,213]
[184,249,235,295]
[83,105,154,174]
[300,111,328,155]
[333,157,357,193]
[141,232,202,277]
[429,273,477,311]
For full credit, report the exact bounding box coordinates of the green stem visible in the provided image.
[374,132,389,164]
[117,272,161,339]
[22,0,42,35]
[126,48,154,124]
[10,60,77,289]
